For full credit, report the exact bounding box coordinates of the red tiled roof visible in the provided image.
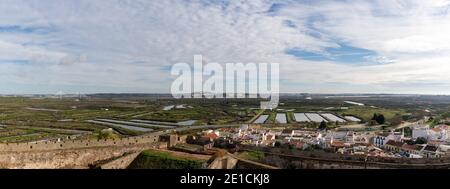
[435,124,449,129]
[282,129,293,134]
[385,140,404,147]
[431,128,442,132]
[423,145,438,152]
[205,133,218,140]
[266,134,274,140]
[402,144,423,151]
[331,141,345,148]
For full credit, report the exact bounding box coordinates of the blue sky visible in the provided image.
[1,0,450,94]
[285,44,377,64]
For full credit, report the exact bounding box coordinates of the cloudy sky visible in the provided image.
[1,0,450,94]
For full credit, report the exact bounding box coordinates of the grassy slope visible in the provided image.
[341,106,405,121]
[127,150,204,169]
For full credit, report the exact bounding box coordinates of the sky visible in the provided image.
[1,0,450,94]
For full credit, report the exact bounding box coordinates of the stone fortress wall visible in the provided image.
[0,134,160,152]
[6,132,450,169]
[0,134,163,169]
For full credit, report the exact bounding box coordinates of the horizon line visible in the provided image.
[1,92,450,96]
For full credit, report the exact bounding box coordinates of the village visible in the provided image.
[182,116,450,159]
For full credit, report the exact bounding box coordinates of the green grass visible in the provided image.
[286,112,295,123]
[139,107,256,125]
[127,150,204,169]
[0,132,55,143]
[266,111,277,124]
[0,96,417,143]
[341,106,405,122]
[246,109,265,124]
[238,151,264,161]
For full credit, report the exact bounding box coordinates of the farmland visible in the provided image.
[321,113,346,122]
[0,96,263,143]
[127,149,208,169]
[254,115,269,124]
[275,113,287,124]
[1,93,449,143]
[305,113,328,122]
[293,113,310,122]
[344,116,361,122]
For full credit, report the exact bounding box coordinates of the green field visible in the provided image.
[237,151,265,161]
[0,97,264,143]
[340,106,405,122]
[0,94,443,143]
[127,150,205,169]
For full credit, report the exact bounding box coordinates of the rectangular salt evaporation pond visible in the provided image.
[305,113,328,122]
[294,113,310,122]
[253,115,269,124]
[344,101,365,106]
[344,116,361,122]
[276,113,287,124]
[87,120,153,132]
[131,119,179,126]
[163,105,175,111]
[177,120,197,126]
[321,113,346,122]
[96,119,175,128]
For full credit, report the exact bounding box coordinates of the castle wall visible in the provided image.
[0,134,163,169]
[0,134,159,152]
[99,152,142,169]
[0,143,163,169]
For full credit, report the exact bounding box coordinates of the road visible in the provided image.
[393,120,423,130]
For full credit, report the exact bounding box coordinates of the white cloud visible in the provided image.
[276,0,450,93]
[0,40,66,62]
[1,0,450,94]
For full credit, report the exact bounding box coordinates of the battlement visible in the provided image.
[0,134,160,153]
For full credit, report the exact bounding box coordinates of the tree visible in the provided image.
[371,113,386,125]
[429,118,440,128]
[96,130,118,140]
[371,113,379,121]
[415,137,427,144]
[274,141,281,147]
[376,114,385,124]
[319,121,327,130]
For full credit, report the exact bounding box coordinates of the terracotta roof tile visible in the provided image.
[385,140,404,147]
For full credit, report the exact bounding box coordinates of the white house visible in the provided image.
[374,131,404,148]
[412,127,428,140]
[413,125,450,141]
[421,145,442,158]
[373,134,388,147]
